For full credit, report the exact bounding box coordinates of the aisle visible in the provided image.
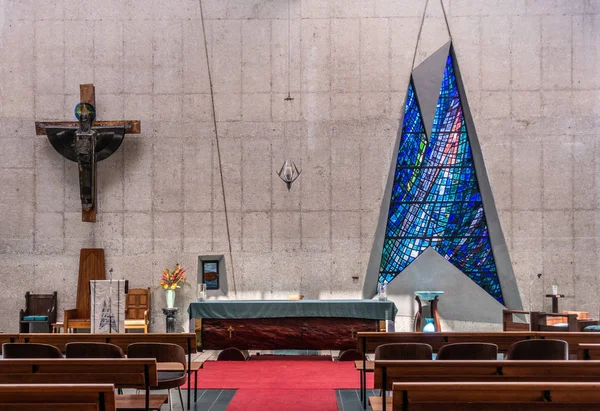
[188,358,374,410]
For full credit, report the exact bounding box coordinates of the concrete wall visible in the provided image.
[0,0,599,332]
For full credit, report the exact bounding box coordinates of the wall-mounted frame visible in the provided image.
[202,260,219,290]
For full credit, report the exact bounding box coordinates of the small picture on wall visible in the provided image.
[202,261,219,290]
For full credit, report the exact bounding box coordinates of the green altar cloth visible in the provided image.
[188,299,397,321]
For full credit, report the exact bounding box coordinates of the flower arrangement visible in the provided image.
[159,263,188,290]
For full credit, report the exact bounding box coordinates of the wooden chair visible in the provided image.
[19,292,57,333]
[506,339,568,360]
[65,342,125,358]
[375,343,433,361]
[436,342,498,360]
[127,343,186,411]
[531,312,579,332]
[0,384,116,411]
[2,342,63,358]
[64,248,105,333]
[125,288,151,333]
[502,309,530,331]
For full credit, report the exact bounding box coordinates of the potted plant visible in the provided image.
[159,263,187,308]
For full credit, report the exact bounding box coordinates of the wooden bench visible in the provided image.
[391,382,600,410]
[577,343,600,360]
[18,333,198,408]
[0,383,116,411]
[537,332,600,356]
[372,360,600,411]
[0,333,19,344]
[0,359,166,411]
[355,331,536,407]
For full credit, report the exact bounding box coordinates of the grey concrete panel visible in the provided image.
[451,45,523,310]
[385,248,507,324]
[411,41,451,138]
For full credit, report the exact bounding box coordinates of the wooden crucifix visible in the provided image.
[35,84,141,222]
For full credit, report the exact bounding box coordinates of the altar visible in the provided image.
[188,300,397,352]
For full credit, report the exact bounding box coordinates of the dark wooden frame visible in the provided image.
[201,260,220,290]
[19,292,57,333]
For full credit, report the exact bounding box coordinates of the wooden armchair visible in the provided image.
[124,288,151,333]
[530,311,578,332]
[19,292,57,333]
[64,249,105,333]
[502,309,530,331]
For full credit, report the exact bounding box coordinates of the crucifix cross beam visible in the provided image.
[35,84,141,222]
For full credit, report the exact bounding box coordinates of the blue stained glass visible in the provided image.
[378,53,504,304]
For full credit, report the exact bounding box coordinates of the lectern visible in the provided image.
[415,291,444,332]
[90,280,127,333]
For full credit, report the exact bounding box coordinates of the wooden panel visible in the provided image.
[76,249,105,319]
[392,382,600,410]
[80,84,95,106]
[202,317,378,350]
[0,383,115,411]
[374,360,600,391]
[35,120,142,135]
[125,288,150,320]
[0,359,158,388]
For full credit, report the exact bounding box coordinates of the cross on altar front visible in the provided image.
[35,84,141,222]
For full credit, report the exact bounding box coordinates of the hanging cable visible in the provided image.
[198,0,238,297]
[439,0,453,42]
[285,0,294,101]
[410,0,430,71]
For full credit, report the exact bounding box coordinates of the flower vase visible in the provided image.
[165,289,176,308]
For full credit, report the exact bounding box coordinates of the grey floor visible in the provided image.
[156,389,236,410]
[159,389,373,410]
[336,390,377,411]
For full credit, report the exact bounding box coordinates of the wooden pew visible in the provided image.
[577,343,600,360]
[372,360,600,411]
[391,382,600,410]
[536,332,600,356]
[355,331,536,407]
[0,334,19,344]
[0,383,116,411]
[0,359,166,411]
[18,333,198,408]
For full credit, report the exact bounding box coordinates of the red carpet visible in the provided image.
[227,389,337,411]
[186,359,373,410]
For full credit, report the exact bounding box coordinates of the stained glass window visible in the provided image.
[378,53,504,304]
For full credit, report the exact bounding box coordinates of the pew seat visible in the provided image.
[0,383,115,411]
[391,382,600,410]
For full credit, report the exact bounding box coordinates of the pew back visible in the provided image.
[0,383,115,411]
[357,332,536,355]
[18,333,197,354]
[375,360,600,390]
[392,382,600,410]
[357,332,600,357]
[0,359,158,388]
